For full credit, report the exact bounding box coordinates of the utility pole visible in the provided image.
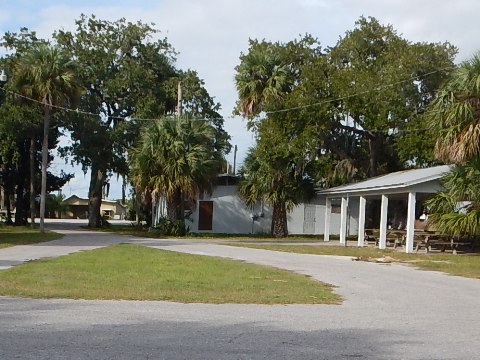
[177,80,184,218]
[177,81,183,117]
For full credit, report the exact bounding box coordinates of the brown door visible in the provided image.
[198,201,213,231]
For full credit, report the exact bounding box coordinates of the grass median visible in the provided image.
[0,224,63,249]
[0,244,341,304]
[229,244,480,279]
[99,224,328,242]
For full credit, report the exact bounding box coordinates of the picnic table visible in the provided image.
[364,229,405,248]
[364,229,474,253]
[414,231,475,254]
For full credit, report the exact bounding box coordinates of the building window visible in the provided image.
[198,201,213,231]
[331,199,342,214]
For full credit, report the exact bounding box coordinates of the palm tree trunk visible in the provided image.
[166,189,181,221]
[134,189,140,225]
[39,108,50,233]
[122,175,126,204]
[271,201,288,237]
[30,136,36,228]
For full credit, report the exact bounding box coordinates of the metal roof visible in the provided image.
[318,165,452,195]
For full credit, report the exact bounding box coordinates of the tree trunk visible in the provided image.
[39,108,50,233]
[134,189,140,224]
[4,175,13,225]
[122,175,126,204]
[14,176,27,225]
[29,136,36,228]
[166,189,181,221]
[271,201,288,238]
[143,190,152,227]
[368,133,383,178]
[88,164,105,228]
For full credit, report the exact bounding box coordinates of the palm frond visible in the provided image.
[428,53,480,163]
[129,115,226,212]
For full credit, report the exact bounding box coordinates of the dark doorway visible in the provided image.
[198,201,213,231]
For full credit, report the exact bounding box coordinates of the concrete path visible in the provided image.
[1,227,480,359]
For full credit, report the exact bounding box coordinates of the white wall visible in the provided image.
[346,197,359,236]
[287,197,359,236]
[189,186,271,234]
[286,204,305,234]
[189,186,360,236]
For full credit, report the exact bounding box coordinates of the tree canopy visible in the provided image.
[235,16,457,235]
[0,29,74,226]
[0,16,230,229]
[53,15,229,227]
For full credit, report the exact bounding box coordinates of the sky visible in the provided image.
[0,0,478,199]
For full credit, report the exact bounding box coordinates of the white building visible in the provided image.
[152,166,450,243]
[152,174,349,235]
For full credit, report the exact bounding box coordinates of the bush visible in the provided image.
[153,218,189,236]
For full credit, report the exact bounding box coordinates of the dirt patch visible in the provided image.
[352,256,451,265]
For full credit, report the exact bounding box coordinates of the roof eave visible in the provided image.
[317,174,446,196]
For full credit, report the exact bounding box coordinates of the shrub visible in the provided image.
[153,218,189,236]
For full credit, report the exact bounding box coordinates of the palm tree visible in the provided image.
[426,53,480,237]
[234,43,290,131]
[239,126,315,237]
[234,40,314,236]
[130,116,226,228]
[425,160,480,237]
[12,44,82,233]
[428,53,480,163]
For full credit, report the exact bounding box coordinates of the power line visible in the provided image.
[0,64,456,126]
[0,86,224,122]
[264,65,456,115]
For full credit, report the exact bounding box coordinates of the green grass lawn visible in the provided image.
[0,244,341,304]
[101,224,330,242]
[229,244,480,279]
[0,224,63,249]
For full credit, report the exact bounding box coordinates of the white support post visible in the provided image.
[358,196,366,247]
[339,196,348,245]
[379,194,388,249]
[405,192,416,253]
[324,198,331,242]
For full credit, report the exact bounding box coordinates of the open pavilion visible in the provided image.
[318,165,451,253]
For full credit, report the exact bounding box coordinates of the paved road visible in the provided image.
[1,227,479,359]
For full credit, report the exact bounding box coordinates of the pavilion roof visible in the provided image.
[318,165,452,196]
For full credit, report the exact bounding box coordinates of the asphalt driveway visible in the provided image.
[0,227,479,359]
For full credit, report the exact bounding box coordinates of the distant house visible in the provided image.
[63,195,127,220]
